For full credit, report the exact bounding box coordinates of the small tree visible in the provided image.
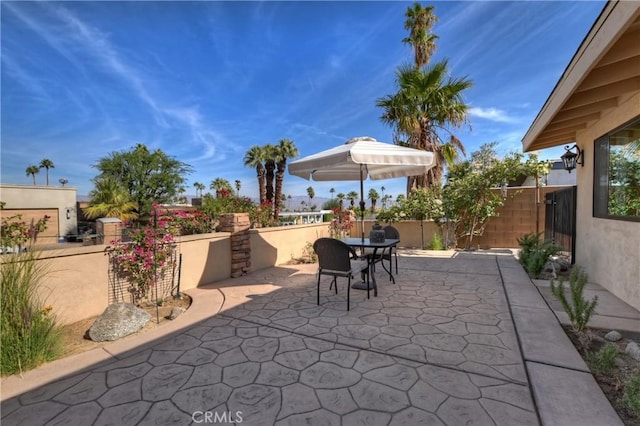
[84,177,138,221]
[404,187,443,249]
[442,143,547,249]
[92,144,192,221]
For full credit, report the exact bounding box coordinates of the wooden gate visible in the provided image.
[544,186,577,263]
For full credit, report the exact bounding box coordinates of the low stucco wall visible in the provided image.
[20,232,233,325]
[8,224,331,325]
[250,222,330,270]
[352,220,441,249]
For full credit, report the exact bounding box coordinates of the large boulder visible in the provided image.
[88,303,151,342]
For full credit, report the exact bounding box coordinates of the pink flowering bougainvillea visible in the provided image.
[107,205,178,304]
[0,213,50,252]
[328,208,353,239]
[169,208,215,235]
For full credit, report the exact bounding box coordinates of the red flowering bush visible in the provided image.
[254,201,274,227]
[169,209,215,235]
[0,213,50,252]
[328,208,353,238]
[107,205,178,304]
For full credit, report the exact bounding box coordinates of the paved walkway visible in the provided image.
[1,250,627,425]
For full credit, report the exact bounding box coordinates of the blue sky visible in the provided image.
[1,1,605,201]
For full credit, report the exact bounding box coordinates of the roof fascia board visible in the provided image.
[522,1,638,151]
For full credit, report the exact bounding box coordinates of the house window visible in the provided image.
[593,116,640,221]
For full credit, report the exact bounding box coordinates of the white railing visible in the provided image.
[278,210,333,225]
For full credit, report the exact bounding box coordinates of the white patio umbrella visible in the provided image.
[288,136,436,240]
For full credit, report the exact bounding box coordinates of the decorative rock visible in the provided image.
[169,307,185,320]
[625,342,640,361]
[88,303,151,342]
[604,330,622,342]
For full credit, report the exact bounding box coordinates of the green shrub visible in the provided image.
[622,369,640,418]
[427,233,444,250]
[517,232,562,278]
[1,251,62,376]
[550,267,597,333]
[586,343,618,374]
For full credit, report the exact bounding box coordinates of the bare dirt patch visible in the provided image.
[564,326,640,425]
[59,294,192,358]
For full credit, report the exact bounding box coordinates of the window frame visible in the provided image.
[592,116,640,222]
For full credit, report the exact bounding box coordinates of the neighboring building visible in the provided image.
[0,184,79,244]
[522,1,640,310]
[520,160,577,187]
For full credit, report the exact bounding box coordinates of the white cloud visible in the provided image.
[469,107,517,123]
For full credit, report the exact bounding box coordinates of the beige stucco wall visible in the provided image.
[14,232,233,325]
[0,184,78,242]
[250,222,330,270]
[353,220,440,249]
[177,232,232,288]
[6,224,331,325]
[574,91,640,311]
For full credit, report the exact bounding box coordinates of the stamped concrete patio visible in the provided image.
[1,250,625,425]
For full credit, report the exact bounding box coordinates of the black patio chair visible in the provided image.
[362,225,400,277]
[313,238,370,311]
[382,225,400,274]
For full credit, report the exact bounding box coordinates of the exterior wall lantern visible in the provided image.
[560,144,583,173]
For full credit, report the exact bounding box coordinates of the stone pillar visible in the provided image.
[219,213,251,277]
[96,218,123,245]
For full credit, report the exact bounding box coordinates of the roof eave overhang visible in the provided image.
[522,1,640,152]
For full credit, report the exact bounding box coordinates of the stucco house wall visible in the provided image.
[521,1,640,310]
[574,92,640,311]
[0,184,78,243]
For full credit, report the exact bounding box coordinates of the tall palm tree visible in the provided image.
[234,180,242,195]
[287,194,292,211]
[368,188,380,213]
[210,178,233,197]
[243,145,266,205]
[39,159,55,186]
[84,177,138,221]
[307,186,315,210]
[403,3,439,69]
[273,139,299,220]
[347,191,359,208]
[382,194,392,210]
[193,182,205,197]
[336,193,345,210]
[378,61,472,190]
[263,144,277,206]
[26,165,39,185]
[329,187,335,200]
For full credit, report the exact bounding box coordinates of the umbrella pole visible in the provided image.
[359,166,365,242]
